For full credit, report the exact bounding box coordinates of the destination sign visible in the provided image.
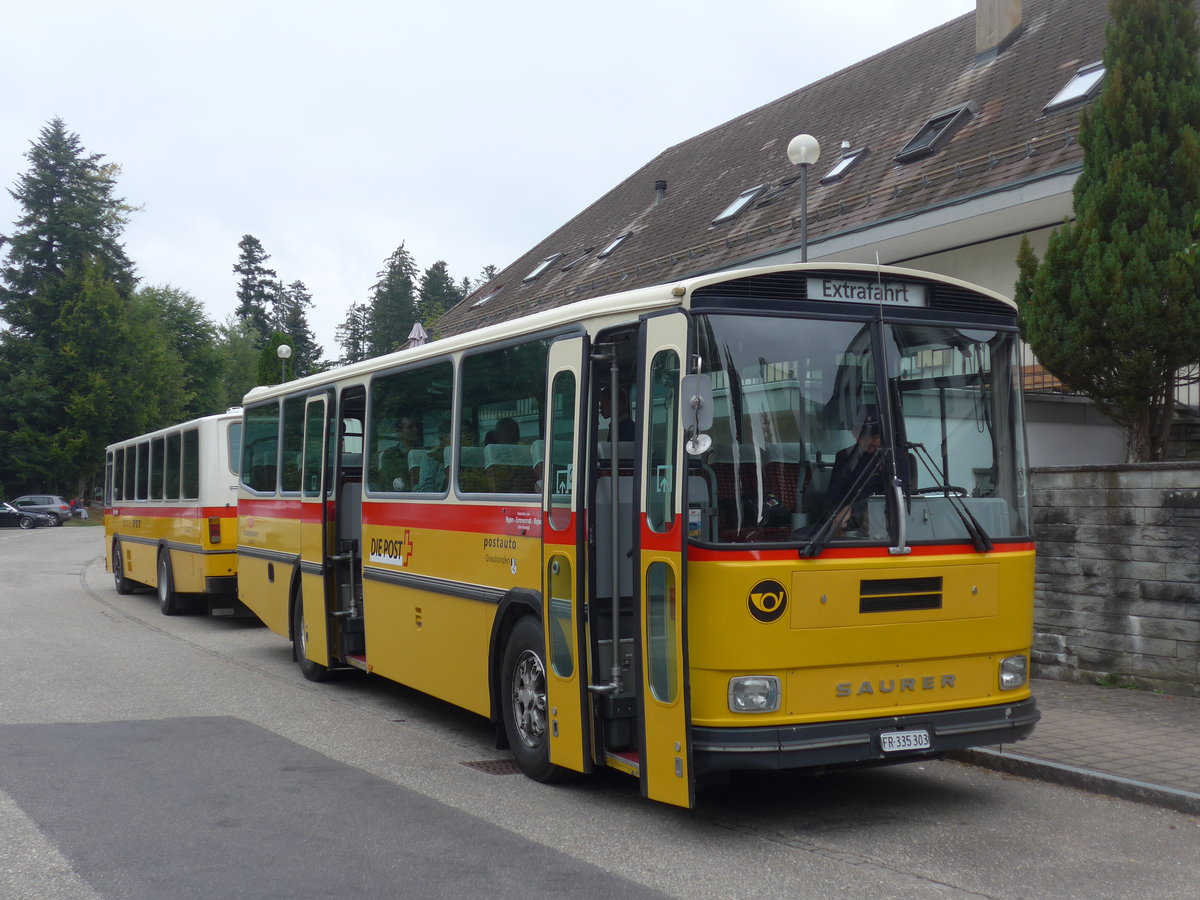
[808,277,927,307]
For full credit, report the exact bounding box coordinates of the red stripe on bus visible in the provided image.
[362,501,545,538]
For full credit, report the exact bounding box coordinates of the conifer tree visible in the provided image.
[1017,0,1200,461]
[0,119,140,493]
[335,302,371,365]
[418,260,461,331]
[232,234,277,345]
[368,243,418,356]
[276,279,323,377]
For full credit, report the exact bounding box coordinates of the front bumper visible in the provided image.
[692,696,1039,776]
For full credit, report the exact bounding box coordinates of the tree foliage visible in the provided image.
[418,260,463,335]
[232,234,277,345]
[368,243,419,357]
[1017,0,1200,461]
[0,120,143,495]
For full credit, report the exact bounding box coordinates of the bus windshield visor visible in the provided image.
[692,314,1030,546]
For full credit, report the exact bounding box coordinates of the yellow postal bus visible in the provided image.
[235,262,1038,807]
[104,410,244,616]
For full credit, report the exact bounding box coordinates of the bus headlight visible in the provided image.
[999,655,1028,691]
[728,676,781,713]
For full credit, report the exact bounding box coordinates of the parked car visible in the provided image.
[0,502,55,529]
[9,494,71,525]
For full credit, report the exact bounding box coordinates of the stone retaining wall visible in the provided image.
[1031,463,1200,697]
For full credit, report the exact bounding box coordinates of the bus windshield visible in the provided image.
[693,313,1030,545]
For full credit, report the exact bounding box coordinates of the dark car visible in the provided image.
[10,494,71,525]
[0,502,54,529]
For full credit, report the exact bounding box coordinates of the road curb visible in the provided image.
[950,748,1200,817]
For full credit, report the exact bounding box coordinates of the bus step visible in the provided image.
[345,655,369,672]
[605,750,640,777]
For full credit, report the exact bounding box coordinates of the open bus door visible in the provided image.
[541,335,592,774]
[298,394,332,671]
[636,313,693,807]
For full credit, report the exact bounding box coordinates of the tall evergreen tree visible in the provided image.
[1017,0,1200,461]
[232,234,277,345]
[0,118,135,336]
[417,260,461,332]
[276,279,323,377]
[368,243,418,356]
[0,119,139,494]
[335,301,371,365]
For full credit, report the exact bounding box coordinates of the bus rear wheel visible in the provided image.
[113,541,134,595]
[157,549,182,616]
[293,588,329,683]
[501,617,567,783]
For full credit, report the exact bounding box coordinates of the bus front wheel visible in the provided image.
[157,549,182,616]
[113,541,134,595]
[501,617,567,783]
[292,588,329,683]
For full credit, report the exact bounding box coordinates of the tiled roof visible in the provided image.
[438,0,1116,337]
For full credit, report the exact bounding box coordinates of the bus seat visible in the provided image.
[484,443,534,493]
[455,445,488,492]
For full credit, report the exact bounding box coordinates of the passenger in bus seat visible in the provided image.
[378,415,422,490]
[414,418,452,492]
[484,417,521,446]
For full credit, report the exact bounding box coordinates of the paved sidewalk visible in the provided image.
[954,678,1200,815]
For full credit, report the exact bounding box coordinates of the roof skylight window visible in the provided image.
[1044,62,1105,113]
[523,254,562,282]
[821,148,869,184]
[754,177,799,207]
[471,286,503,308]
[711,185,764,225]
[895,103,975,162]
[596,232,632,259]
[561,248,594,271]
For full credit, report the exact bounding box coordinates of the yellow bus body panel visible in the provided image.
[361,517,542,719]
[686,549,1035,727]
[237,512,301,637]
[105,512,237,592]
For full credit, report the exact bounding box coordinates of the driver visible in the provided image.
[827,419,906,535]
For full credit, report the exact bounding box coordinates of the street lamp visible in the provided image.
[787,134,821,263]
[276,343,292,383]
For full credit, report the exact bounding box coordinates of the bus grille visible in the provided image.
[859,576,943,613]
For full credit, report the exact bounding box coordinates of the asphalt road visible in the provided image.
[1,525,1197,899]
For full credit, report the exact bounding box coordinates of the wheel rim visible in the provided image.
[511,649,548,750]
[19,517,31,530]
[114,546,123,582]
[157,556,169,603]
[296,601,308,658]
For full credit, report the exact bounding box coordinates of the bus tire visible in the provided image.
[293,588,329,683]
[501,617,567,783]
[157,549,182,616]
[113,541,134,595]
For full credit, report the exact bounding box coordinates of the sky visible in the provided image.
[1,0,976,358]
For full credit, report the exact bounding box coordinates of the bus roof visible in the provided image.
[244,262,1015,405]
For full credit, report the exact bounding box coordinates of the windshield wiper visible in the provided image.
[907,442,993,552]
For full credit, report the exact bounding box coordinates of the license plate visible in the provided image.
[880,729,931,753]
